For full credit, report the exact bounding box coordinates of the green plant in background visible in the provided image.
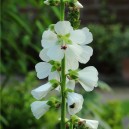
[88,24,129,73]
[100,101,129,129]
[0,72,58,129]
[99,0,117,24]
[1,0,60,82]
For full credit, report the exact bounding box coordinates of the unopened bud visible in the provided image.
[74,1,83,8]
[44,0,50,5]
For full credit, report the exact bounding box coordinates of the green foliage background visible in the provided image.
[1,0,60,75]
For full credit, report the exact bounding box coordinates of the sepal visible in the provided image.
[47,97,61,108]
[68,69,78,80]
[49,60,61,72]
[49,79,60,89]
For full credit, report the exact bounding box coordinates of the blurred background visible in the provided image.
[1,0,129,129]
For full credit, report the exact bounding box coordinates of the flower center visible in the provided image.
[57,34,72,46]
[69,103,75,108]
[61,45,67,50]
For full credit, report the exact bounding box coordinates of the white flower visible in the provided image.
[67,92,84,115]
[74,1,83,8]
[35,62,60,80]
[31,82,52,100]
[41,21,93,71]
[31,101,50,119]
[78,118,99,129]
[78,66,98,91]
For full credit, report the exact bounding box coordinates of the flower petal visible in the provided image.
[39,49,50,62]
[47,45,64,61]
[66,80,75,90]
[41,30,58,48]
[70,30,86,44]
[31,101,50,119]
[65,47,79,72]
[68,44,93,64]
[78,66,98,91]
[80,46,93,63]
[48,71,61,91]
[54,21,72,35]
[35,62,52,79]
[31,82,52,100]
[48,71,60,81]
[86,119,99,129]
[78,118,99,129]
[82,27,93,44]
[67,92,84,115]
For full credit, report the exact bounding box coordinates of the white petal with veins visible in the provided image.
[31,82,52,100]
[47,45,64,61]
[54,21,72,35]
[41,30,57,48]
[39,49,50,62]
[70,30,86,44]
[78,66,98,91]
[82,27,93,44]
[66,80,75,90]
[35,62,52,79]
[31,101,50,119]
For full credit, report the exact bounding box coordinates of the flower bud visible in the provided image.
[47,97,61,108]
[44,0,50,5]
[68,69,78,80]
[49,79,60,89]
[68,8,80,29]
[49,60,61,72]
[74,1,83,8]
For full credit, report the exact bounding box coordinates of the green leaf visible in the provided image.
[6,11,32,34]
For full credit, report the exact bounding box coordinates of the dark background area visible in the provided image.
[81,0,129,25]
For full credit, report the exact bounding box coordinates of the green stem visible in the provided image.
[61,56,66,129]
[60,1,66,129]
[60,0,65,21]
[70,121,73,129]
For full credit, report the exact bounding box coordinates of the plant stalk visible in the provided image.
[60,1,66,129]
[61,56,66,129]
[60,0,65,21]
[70,122,73,129]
